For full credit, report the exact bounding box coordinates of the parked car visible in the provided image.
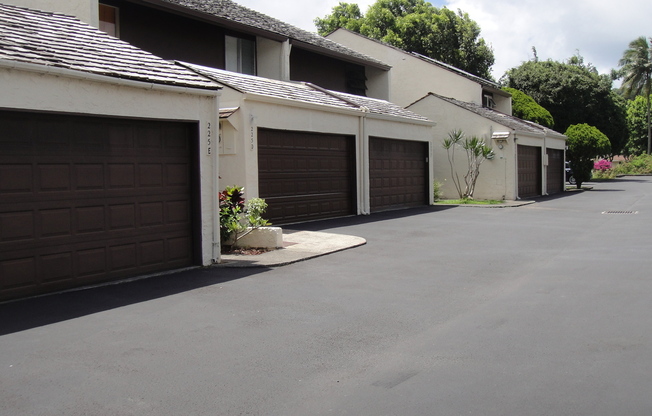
[565,162,576,185]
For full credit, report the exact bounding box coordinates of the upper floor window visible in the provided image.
[225,35,256,75]
[483,92,496,109]
[99,4,119,37]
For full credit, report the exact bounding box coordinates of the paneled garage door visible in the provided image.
[370,137,428,212]
[517,145,542,199]
[546,148,564,195]
[258,129,356,224]
[0,110,197,301]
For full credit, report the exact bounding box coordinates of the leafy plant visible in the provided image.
[219,186,270,250]
[433,181,443,201]
[442,130,494,200]
[612,154,652,175]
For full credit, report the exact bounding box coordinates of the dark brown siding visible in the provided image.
[290,48,365,94]
[101,0,227,69]
[369,138,428,212]
[546,148,564,195]
[258,129,356,224]
[0,110,197,301]
[518,145,542,198]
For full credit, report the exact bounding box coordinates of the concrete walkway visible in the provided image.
[218,230,367,267]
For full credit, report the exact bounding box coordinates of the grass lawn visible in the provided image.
[435,199,504,205]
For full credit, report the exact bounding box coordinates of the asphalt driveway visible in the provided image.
[2,177,652,416]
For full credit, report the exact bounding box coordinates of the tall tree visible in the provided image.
[502,87,554,128]
[616,36,652,154]
[625,94,652,155]
[503,55,627,156]
[314,0,494,79]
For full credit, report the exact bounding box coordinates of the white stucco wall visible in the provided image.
[2,0,98,26]
[0,64,221,264]
[327,29,482,107]
[409,95,521,201]
[256,37,291,81]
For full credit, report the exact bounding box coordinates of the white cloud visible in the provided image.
[235,0,651,82]
[444,0,652,80]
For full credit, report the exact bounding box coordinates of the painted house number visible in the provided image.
[207,122,212,155]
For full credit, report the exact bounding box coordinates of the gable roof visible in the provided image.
[417,93,565,137]
[182,62,431,122]
[144,0,389,70]
[0,3,219,90]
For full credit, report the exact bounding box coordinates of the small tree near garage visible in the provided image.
[442,130,495,199]
[564,124,611,189]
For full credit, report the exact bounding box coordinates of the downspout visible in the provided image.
[211,96,221,263]
[514,135,519,199]
[360,111,370,214]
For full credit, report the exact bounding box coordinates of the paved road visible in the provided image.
[2,177,652,416]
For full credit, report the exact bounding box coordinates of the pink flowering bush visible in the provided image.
[594,159,612,171]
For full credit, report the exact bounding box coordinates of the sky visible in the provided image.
[235,0,651,82]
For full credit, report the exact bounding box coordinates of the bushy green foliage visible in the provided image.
[219,186,270,249]
[502,87,553,127]
[503,56,627,155]
[625,94,652,155]
[315,0,494,79]
[565,124,611,188]
[432,181,443,201]
[612,154,652,175]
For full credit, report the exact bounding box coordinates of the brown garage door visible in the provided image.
[370,137,428,212]
[546,148,564,195]
[517,145,542,199]
[0,110,197,301]
[258,129,356,224]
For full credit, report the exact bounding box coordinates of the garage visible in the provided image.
[369,137,429,212]
[546,148,564,195]
[517,145,542,199]
[0,110,198,301]
[257,128,356,224]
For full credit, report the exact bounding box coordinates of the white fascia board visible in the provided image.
[0,59,221,98]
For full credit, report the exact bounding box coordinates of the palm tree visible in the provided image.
[618,36,652,154]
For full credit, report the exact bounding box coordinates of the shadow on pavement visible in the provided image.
[0,266,268,336]
[282,205,456,232]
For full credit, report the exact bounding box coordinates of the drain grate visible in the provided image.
[602,210,638,214]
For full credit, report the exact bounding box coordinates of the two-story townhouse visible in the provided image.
[0,4,222,300]
[327,28,567,200]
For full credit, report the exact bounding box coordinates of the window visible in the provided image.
[99,4,119,37]
[483,92,496,109]
[225,35,256,75]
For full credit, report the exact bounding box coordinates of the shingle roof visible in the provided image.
[0,3,220,90]
[183,62,431,122]
[425,93,564,137]
[157,0,389,69]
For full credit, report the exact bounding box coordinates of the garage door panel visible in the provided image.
[0,110,196,300]
[546,148,564,195]
[369,137,428,212]
[518,145,542,199]
[258,129,356,224]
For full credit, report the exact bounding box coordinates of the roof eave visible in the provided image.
[290,39,391,70]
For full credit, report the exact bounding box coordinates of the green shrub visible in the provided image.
[612,154,652,175]
[433,181,443,201]
[219,186,270,250]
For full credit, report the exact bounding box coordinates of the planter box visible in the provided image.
[233,226,283,249]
